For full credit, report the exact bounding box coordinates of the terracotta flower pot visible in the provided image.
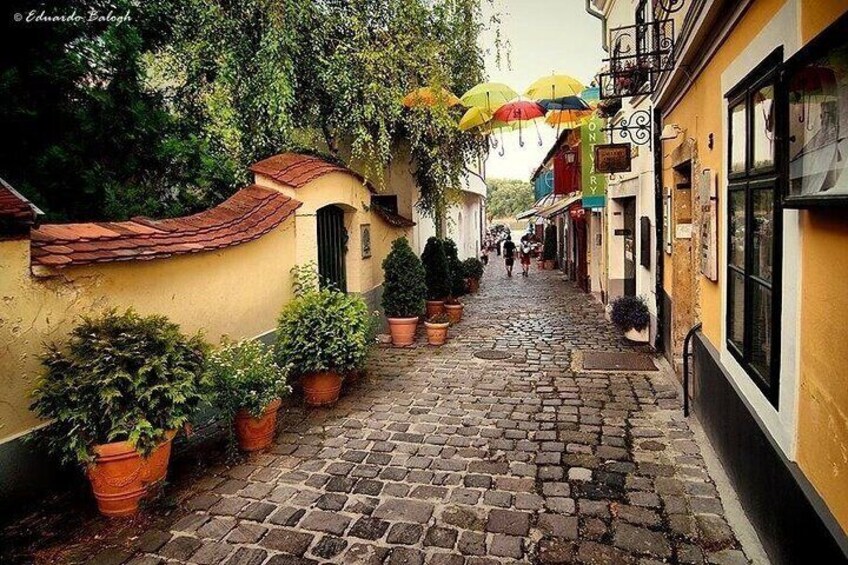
[424,321,449,345]
[544,259,555,270]
[142,429,177,487]
[445,303,464,324]
[87,440,148,517]
[425,300,446,318]
[466,278,480,293]
[234,398,282,452]
[302,372,343,406]
[537,260,547,270]
[387,317,418,347]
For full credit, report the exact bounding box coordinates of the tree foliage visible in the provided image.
[382,238,427,318]
[486,178,535,220]
[421,237,451,301]
[1,0,497,221]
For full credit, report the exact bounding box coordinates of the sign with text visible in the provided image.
[594,143,632,174]
[580,117,608,208]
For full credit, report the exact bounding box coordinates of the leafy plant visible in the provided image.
[275,289,371,377]
[462,257,484,281]
[208,339,292,420]
[610,295,650,332]
[30,309,209,467]
[382,238,426,318]
[291,262,321,297]
[443,238,466,298]
[426,313,452,325]
[543,224,557,261]
[421,237,451,301]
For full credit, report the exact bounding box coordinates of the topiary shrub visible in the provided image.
[443,238,466,298]
[421,237,450,301]
[610,295,650,331]
[30,309,209,467]
[543,224,557,261]
[275,289,371,377]
[382,237,426,318]
[462,257,484,281]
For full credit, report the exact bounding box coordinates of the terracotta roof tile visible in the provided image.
[0,177,40,237]
[250,153,374,191]
[31,185,301,269]
[371,204,415,228]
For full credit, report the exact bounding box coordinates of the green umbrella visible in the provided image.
[460,82,518,113]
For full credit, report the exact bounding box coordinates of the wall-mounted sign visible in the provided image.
[594,143,632,174]
[581,117,608,208]
[360,224,372,259]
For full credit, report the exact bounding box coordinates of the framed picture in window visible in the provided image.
[784,12,848,207]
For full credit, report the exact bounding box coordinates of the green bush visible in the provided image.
[610,295,650,331]
[275,289,371,376]
[421,237,451,301]
[543,224,557,261]
[462,257,485,280]
[382,238,426,318]
[443,238,466,298]
[30,310,209,467]
[208,339,292,420]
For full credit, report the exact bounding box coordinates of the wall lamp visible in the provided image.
[660,124,684,141]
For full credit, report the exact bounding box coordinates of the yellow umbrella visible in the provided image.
[460,82,518,113]
[525,74,585,101]
[458,107,493,131]
[403,87,462,108]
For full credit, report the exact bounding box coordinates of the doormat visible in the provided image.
[474,350,512,360]
[581,351,657,372]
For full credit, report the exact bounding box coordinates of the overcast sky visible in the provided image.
[479,0,604,181]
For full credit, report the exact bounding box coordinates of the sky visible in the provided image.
[480,0,604,181]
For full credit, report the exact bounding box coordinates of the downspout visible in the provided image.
[653,107,665,356]
[585,0,608,52]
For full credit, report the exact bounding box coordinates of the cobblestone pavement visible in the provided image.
[128,267,751,565]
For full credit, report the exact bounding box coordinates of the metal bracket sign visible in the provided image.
[603,109,652,146]
[594,143,632,174]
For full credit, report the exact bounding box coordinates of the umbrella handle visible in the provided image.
[498,145,505,157]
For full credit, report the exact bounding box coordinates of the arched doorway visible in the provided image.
[316,205,347,292]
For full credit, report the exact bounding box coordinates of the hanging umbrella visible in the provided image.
[580,86,601,108]
[492,99,546,148]
[545,109,593,128]
[458,107,493,131]
[403,86,462,108]
[525,74,585,102]
[538,96,592,112]
[460,82,518,113]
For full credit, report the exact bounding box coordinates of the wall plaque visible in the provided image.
[594,143,632,174]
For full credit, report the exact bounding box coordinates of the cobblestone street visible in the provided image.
[117,267,749,564]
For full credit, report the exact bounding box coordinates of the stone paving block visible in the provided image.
[373,499,434,523]
[159,536,202,561]
[486,509,531,536]
[260,528,314,555]
[299,510,351,536]
[348,516,389,540]
[191,541,235,564]
[423,526,458,548]
[537,513,578,539]
[310,536,347,559]
[613,521,672,558]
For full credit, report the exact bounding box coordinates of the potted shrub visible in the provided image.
[463,257,484,293]
[424,313,451,346]
[382,238,427,346]
[30,310,208,517]
[421,237,450,318]
[610,295,651,343]
[275,288,370,406]
[208,339,292,452]
[443,238,466,323]
[543,224,557,270]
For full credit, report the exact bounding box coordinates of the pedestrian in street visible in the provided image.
[519,234,532,277]
[503,234,516,277]
[481,244,489,266]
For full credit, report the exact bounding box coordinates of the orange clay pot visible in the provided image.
[425,300,446,318]
[87,441,147,517]
[445,303,464,324]
[234,398,282,452]
[142,429,177,487]
[544,260,555,270]
[466,278,480,294]
[387,317,418,346]
[424,321,449,345]
[302,372,343,407]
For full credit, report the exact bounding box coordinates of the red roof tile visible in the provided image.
[250,153,374,191]
[31,185,301,269]
[372,204,415,228]
[0,178,40,237]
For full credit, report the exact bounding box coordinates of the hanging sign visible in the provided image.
[581,117,608,208]
[594,143,632,174]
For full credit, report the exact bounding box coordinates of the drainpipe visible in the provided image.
[585,0,608,52]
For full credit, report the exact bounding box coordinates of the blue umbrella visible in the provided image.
[538,96,592,112]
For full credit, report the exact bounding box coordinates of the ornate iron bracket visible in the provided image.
[603,109,652,146]
[653,0,685,15]
[599,18,675,99]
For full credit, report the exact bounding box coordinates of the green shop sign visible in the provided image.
[580,117,607,209]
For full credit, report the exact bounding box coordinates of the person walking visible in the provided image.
[481,244,489,266]
[519,234,533,277]
[503,234,516,277]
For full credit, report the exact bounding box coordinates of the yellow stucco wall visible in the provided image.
[663,0,848,532]
[0,221,297,440]
[796,0,848,533]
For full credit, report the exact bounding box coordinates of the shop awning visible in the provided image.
[537,193,581,219]
[515,208,538,220]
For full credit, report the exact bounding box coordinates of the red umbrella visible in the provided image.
[492,99,546,148]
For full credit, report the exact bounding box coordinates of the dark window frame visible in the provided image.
[724,48,785,406]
